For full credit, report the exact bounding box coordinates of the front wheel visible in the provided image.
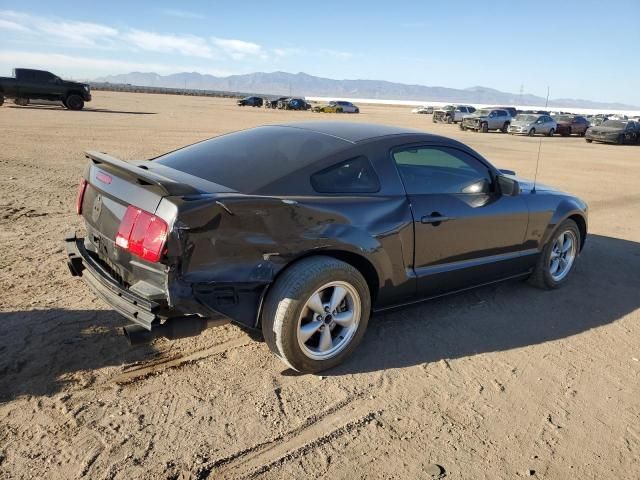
[529,219,581,289]
[65,94,84,110]
[480,122,488,133]
[262,256,371,373]
[14,98,29,106]
[585,138,593,143]
[459,123,466,131]
[501,122,509,133]
[528,128,536,136]
[547,128,555,137]
[446,115,453,124]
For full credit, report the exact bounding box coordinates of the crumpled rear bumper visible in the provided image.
[64,232,160,329]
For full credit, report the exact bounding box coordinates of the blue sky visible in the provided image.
[1,1,638,104]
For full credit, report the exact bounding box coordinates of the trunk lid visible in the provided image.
[79,151,209,297]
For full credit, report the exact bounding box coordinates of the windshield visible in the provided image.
[441,105,455,111]
[475,109,491,116]
[601,120,627,129]
[515,115,537,122]
[554,115,573,122]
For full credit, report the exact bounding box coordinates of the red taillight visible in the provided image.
[76,179,88,214]
[115,206,168,263]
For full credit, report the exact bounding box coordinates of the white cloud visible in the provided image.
[0,10,117,47]
[212,37,265,60]
[0,50,231,78]
[0,18,30,32]
[125,30,215,59]
[160,8,204,20]
[319,49,353,59]
[273,47,305,57]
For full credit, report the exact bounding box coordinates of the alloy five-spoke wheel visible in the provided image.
[548,230,577,282]
[296,281,361,360]
[262,256,370,373]
[529,218,581,289]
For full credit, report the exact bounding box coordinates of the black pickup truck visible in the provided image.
[0,68,91,110]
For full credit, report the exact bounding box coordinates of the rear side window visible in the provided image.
[155,126,349,194]
[311,156,380,193]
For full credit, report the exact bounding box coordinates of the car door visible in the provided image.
[392,144,531,296]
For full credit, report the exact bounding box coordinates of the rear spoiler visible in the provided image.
[85,150,199,196]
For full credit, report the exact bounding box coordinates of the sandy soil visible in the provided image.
[0,92,639,480]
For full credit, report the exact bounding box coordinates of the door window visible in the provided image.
[393,147,493,195]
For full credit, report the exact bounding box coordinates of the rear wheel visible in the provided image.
[585,138,593,143]
[529,219,580,289]
[616,134,625,145]
[501,122,509,133]
[563,127,571,137]
[547,128,555,137]
[528,128,536,136]
[14,98,29,106]
[459,123,466,131]
[480,122,488,133]
[65,94,84,110]
[446,115,453,124]
[262,256,371,373]
[0,95,4,106]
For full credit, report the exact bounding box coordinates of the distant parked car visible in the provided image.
[237,96,264,107]
[265,96,290,109]
[432,105,476,123]
[277,98,311,110]
[508,114,557,136]
[553,115,590,137]
[585,120,640,144]
[313,101,359,113]
[461,108,512,133]
[492,106,518,118]
[0,68,91,110]
[411,105,434,114]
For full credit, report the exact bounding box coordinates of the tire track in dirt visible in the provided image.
[208,395,381,479]
[108,337,251,385]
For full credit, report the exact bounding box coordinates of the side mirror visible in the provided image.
[497,175,520,196]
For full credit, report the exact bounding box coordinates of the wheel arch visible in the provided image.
[256,249,380,328]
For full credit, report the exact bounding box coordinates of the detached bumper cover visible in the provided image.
[65,232,160,329]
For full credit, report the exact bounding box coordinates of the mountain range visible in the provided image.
[95,71,638,110]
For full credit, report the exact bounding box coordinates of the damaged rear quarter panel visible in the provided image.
[166,193,414,328]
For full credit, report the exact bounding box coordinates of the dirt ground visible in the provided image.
[0,92,639,480]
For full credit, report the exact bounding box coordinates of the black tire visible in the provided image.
[65,94,84,110]
[459,123,466,131]
[547,128,555,137]
[529,219,581,290]
[14,98,29,106]
[616,134,625,145]
[446,115,453,124]
[354,108,359,113]
[563,127,571,137]
[501,122,509,133]
[0,95,4,106]
[528,128,536,136]
[585,138,593,143]
[432,116,437,123]
[261,256,371,373]
[336,108,343,113]
[480,122,488,133]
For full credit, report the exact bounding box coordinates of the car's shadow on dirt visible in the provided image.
[325,234,640,376]
[1,234,637,398]
[6,105,157,115]
[0,309,160,402]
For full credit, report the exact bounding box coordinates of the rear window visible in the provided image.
[154,126,349,193]
[311,156,380,193]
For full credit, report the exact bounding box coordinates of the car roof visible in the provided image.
[273,121,429,143]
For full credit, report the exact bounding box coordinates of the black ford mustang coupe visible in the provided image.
[66,122,588,373]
